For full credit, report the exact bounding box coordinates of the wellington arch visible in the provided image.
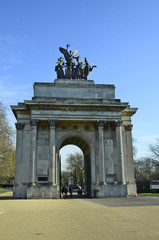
[11,46,137,199]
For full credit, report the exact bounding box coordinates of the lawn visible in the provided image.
[139,193,159,196]
[0,190,6,194]
[0,188,8,194]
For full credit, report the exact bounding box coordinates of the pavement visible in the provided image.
[0,192,159,240]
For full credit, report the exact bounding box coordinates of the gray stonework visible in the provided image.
[11,79,137,199]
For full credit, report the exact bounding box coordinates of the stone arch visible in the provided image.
[56,131,96,197]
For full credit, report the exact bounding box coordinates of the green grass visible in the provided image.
[0,190,6,194]
[138,193,159,195]
[0,187,9,194]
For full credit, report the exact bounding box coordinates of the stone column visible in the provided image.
[115,120,125,184]
[48,120,57,185]
[56,153,60,186]
[30,119,38,186]
[15,123,25,185]
[125,124,134,183]
[98,120,106,184]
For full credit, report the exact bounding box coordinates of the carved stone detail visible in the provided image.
[41,125,48,130]
[115,120,123,128]
[57,44,97,80]
[61,125,67,130]
[15,123,25,130]
[98,120,105,128]
[84,125,90,131]
[30,119,39,127]
[110,122,116,131]
[73,125,78,130]
[94,122,98,131]
[125,124,133,131]
[48,119,57,128]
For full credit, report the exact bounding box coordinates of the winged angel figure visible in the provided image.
[59,46,78,79]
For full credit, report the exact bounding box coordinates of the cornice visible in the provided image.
[122,107,138,117]
[11,99,130,116]
[33,81,115,89]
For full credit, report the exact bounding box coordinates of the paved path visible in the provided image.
[0,193,159,240]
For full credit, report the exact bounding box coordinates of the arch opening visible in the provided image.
[58,135,91,198]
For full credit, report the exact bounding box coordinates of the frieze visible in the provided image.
[73,125,78,130]
[110,122,116,131]
[61,125,67,130]
[84,125,90,131]
[105,124,110,130]
[125,124,133,131]
[94,122,98,131]
[27,104,123,112]
[40,125,48,130]
[15,123,25,130]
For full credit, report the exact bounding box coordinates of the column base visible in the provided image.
[98,181,107,185]
[48,182,57,186]
[28,182,36,187]
[27,185,58,199]
[96,183,127,198]
[13,185,27,199]
[127,182,136,196]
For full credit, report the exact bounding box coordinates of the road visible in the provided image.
[0,192,159,240]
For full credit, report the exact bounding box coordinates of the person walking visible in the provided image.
[69,186,73,198]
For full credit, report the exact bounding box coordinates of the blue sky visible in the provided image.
[1,0,159,160]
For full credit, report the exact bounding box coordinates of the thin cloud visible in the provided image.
[133,130,159,158]
[0,35,33,66]
[0,80,32,105]
[139,135,159,142]
[0,65,12,71]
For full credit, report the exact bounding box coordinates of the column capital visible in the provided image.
[48,119,57,128]
[98,120,105,128]
[30,119,39,127]
[115,120,123,128]
[15,123,25,130]
[125,124,133,131]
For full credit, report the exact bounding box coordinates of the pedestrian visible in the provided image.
[62,186,65,195]
[69,186,73,198]
[64,186,68,196]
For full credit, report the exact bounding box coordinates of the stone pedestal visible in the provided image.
[27,185,58,199]
[13,185,27,199]
[96,184,127,198]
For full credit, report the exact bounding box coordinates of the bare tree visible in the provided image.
[0,102,15,185]
[149,139,159,160]
[66,152,84,187]
[134,157,158,182]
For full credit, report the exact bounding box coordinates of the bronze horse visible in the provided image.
[83,58,97,80]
